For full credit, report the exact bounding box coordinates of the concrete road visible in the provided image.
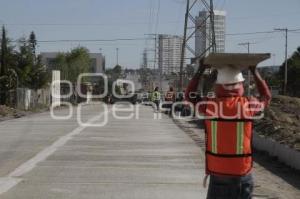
[0,104,206,199]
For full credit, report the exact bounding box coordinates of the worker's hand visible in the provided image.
[249,65,257,73]
[196,58,208,76]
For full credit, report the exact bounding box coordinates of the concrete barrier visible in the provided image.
[253,132,300,170]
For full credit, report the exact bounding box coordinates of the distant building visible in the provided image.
[89,53,106,73]
[158,34,184,75]
[195,10,226,57]
[40,52,105,73]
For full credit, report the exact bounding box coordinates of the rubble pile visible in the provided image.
[255,95,300,151]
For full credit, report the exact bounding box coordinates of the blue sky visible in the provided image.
[1,0,300,69]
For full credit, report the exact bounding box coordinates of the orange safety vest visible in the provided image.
[204,97,254,177]
[165,91,175,101]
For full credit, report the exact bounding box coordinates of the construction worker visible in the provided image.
[185,61,271,199]
[165,86,176,102]
[164,86,176,114]
[152,86,161,111]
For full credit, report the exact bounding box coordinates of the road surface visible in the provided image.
[0,104,206,199]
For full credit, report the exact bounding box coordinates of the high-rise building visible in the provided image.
[195,10,226,57]
[158,34,184,75]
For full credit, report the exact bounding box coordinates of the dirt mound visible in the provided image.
[0,105,25,120]
[255,95,300,151]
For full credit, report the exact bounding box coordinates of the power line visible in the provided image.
[1,21,186,27]
[226,28,300,36]
[154,0,161,89]
[12,38,149,43]
[227,35,277,44]
[226,30,278,36]
[9,28,300,44]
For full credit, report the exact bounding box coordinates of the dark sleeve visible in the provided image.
[184,77,206,113]
[185,77,200,104]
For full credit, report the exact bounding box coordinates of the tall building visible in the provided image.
[158,34,183,75]
[40,52,105,73]
[195,10,226,57]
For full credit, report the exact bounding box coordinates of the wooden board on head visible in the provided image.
[203,53,271,70]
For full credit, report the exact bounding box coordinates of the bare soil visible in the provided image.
[255,95,300,151]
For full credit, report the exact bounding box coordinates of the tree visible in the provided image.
[0,26,7,76]
[68,47,91,83]
[30,55,49,90]
[26,32,49,90]
[278,47,300,96]
[0,26,8,104]
[101,65,123,95]
[16,38,35,87]
[53,53,68,80]
[16,34,49,90]
[0,26,17,104]
[0,28,49,105]
[106,64,122,80]
[52,47,91,83]
[29,31,37,56]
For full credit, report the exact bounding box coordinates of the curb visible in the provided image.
[173,118,300,171]
[253,132,300,170]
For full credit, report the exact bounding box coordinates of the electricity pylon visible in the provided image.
[179,0,216,91]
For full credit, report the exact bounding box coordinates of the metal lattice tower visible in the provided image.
[179,0,216,90]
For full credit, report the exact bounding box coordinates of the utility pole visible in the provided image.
[144,33,158,70]
[116,48,119,65]
[179,0,189,91]
[238,42,253,96]
[142,49,148,68]
[274,28,288,95]
[147,34,160,90]
[154,35,157,70]
[209,0,216,52]
[159,36,163,91]
[179,0,216,91]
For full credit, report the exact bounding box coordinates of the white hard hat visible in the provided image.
[216,67,245,84]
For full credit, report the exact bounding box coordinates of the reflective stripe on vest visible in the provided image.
[236,122,244,155]
[204,97,255,176]
[205,119,253,176]
[209,120,249,155]
[152,91,160,101]
[211,121,218,153]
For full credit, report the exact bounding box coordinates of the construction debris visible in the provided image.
[255,95,300,151]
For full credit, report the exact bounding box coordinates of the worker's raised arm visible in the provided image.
[185,60,207,104]
[249,66,272,108]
